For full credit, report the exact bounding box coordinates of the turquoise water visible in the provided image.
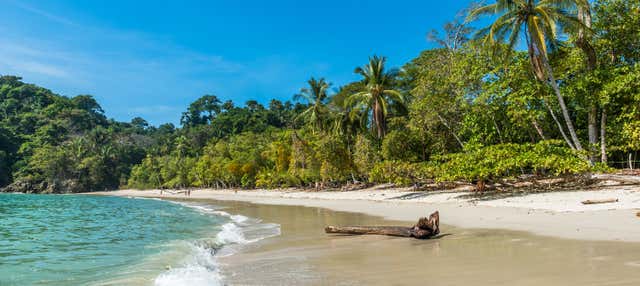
[0,194,279,286]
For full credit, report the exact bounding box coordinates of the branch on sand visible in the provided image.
[325,211,440,239]
[581,198,618,205]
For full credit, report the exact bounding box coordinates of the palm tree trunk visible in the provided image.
[601,109,607,163]
[528,29,583,151]
[373,99,385,139]
[543,100,575,150]
[577,5,597,70]
[541,57,584,151]
[577,4,598,161]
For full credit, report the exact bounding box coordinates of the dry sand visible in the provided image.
[93,185,640,242]
[209,200,640,286]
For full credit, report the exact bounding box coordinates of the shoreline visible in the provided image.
[91,185,640,242]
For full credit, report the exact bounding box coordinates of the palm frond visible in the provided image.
[466,3,499,22]
[383,89,405,104]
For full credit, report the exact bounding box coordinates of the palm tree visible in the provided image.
[348,56,404,139]
[294,77,331,133]
[467,0,585,151]
[573,0,602,162]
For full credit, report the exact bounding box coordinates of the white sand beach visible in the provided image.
[94,184,640,242]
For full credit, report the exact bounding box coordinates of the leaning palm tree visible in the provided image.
[348,56,404,139]
[294,77,331,133]
[467,0,585,151]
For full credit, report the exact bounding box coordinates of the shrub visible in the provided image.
[255,169,302,188]
[369,140,592,188]
[369,161,419,185]
[432,140,591,186]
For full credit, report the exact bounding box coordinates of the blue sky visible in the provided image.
[0,0,472,125]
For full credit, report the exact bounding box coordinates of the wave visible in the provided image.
[153,201,281,286]
[154,243,222,286]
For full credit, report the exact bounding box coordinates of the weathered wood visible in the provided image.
[324,226,413,237]
[325,211,440,239]
[581,198,618,205]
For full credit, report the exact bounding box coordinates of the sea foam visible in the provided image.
[154,243,222,286]
[153,201,280,285]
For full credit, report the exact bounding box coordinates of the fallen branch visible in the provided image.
[581,198,618,205]
[325,211,439,239]
[161,190,187,195]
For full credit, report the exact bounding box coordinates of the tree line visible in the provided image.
[1,0,639,193]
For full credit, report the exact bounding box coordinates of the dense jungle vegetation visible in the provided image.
[1,0,640,193]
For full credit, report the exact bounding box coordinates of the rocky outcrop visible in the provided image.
[1,179,84,194]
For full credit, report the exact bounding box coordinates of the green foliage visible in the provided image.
[255,170,301,189]
[369,161,421,185]
[5,0,640,193]
[594,0,640,65]
[294,78,332,133]
[432,141,591,184]
[381,129,424,162]
[353,134,381,178]
[315,134,354,182]
[370,141,592,186]
[348,56,405,139]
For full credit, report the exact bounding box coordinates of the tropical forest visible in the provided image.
[1,0,640,193]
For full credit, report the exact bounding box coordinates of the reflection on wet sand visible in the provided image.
[192,200,640,286]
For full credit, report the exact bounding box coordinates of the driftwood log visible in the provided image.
[325,211,439,239]
[581,198,618,205]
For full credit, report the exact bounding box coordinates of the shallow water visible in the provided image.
[215,200,640,286]
[0,194,279,286]
[3,194,640,285]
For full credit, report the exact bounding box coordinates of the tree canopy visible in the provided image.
[2,0,639,193]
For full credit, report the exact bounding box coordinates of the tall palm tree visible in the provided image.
[348,56,404,139]
[294,77,331,133]
[467,0,585,151]
[573,0,602,162]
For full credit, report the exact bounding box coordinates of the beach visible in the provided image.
[96,184,640,242]
[89,188,640,285]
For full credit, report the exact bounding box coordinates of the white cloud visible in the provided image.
[7,0,74,26]
[0,2,333,125]
[7,61,69,78]
[0,40,73,78]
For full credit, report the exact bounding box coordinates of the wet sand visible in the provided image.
[98,188,640,242]
[208,200,640,286]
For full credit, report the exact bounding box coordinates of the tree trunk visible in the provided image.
[601,110,607,163]
[578,4,598,162]
[588,104,598,161]
[577,5,597,70]
[325,226,414,237]
[373,98,385,139]
[437,114,464,149]
[532,117,546,140]
[544,100,575,150]
[543,59,584,151]
[530,31,583,152]
[325,211,440,239]
[492,116,504,143]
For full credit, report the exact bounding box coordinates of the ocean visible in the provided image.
[0,193,280,286]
